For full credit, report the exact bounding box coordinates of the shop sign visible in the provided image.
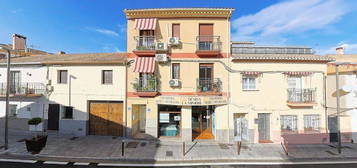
[156,96,227,106]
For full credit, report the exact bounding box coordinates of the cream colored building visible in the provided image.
[124,8,233,143]
[326,51,357,143]
[228,44,334,144]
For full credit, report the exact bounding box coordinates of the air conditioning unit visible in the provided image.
[156,42,167,51]
[169,79,180,87]
[155,54,168,62]
[168,37,180,46]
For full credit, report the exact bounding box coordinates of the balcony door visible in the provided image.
[139,30,155,50]
[199,64,213,92]
[288,76,303,101]
[10,71,21,94]
[198,24,213,50]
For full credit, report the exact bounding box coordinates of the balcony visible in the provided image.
[196,36,222,56]
[287,88,316,107]
[0,82,46,97]
[133,36,156,56]
[196,78,222,96]
[133,76,158,97]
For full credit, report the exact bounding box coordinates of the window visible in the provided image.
[172,24,180,38]
[58,70,68,84]
[242,76,257,90]
[171,63,180,79]
[304,115,320,132]
[62,106,73,119]
[102,70,113,84]
[9,104,17,117]
[280,115,297,132]
[287,76,302,89]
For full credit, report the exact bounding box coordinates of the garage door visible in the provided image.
[89,102,124,136]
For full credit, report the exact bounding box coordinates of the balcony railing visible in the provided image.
[0,82,46,96]
[134,36,156,50]
[287,88,316,103]
[197,78,222,93]
[133,76,158,92]
[196,36,221,51]
[231,46,314,54]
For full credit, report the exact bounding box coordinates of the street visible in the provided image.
[2,160,357,168]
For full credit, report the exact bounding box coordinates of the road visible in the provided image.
[1,160,357,168]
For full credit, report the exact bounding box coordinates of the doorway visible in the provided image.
[328,116,338,143]
[48,104,60,130]
[199,64,213,92]
[192,106,214,140]
[258,113,271,143]
[139,105,146,133]
[10,71,21,94]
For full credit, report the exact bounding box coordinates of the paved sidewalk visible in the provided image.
[1,133,357,163]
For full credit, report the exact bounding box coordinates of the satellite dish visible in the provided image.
[342,85,353,93]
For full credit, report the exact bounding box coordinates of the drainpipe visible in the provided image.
[124,60,128,138]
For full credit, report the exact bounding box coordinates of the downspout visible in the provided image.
[125,60,128,138]
[227,11,232,143]
[324,73,328,134]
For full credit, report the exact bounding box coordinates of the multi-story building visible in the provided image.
[326,48,357,143]
[229,43,333,144]
[0,57,47,130]
[0,53,127,136]
[124,8,233,142]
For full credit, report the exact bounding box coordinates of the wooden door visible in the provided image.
[89,102,123,136]
[48,104,60,130]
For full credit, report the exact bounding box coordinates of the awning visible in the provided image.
[135,18,157,30]
[241,71,262,76]
[283,72,312,76]
[133,57,155,73]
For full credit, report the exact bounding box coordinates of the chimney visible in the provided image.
[12,34,27,51]
[336,47,344,55]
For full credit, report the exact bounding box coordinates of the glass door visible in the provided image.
[199,64,213,92]
[10,71,21,94]
[192,106,214,140]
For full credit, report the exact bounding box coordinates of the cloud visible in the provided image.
[11,8,23,14]
[232,0,349,43]
[102,44,124,53]
[117,24,127,33]
[319,42,357,55]
[93,28,119,37]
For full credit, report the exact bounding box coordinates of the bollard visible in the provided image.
[182,142,185,156]
[122,140,125,157]
[237,141,241,155]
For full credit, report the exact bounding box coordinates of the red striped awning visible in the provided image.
[133,57,155,73]
[135,18,157,30]
[283,72,312,76]
[241,71,262,76]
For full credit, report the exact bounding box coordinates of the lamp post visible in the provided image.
[334,62,357,154]
[0,46,11,150]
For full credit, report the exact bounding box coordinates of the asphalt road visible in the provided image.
[2,161,357,168]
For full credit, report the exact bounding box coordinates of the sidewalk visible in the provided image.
[1,132,357,164]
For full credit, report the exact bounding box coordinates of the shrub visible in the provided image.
[28,117,42,125]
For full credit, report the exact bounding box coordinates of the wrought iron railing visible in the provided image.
[196,36,221,51]
[287,88,316,103]
[133,76,158,92]
[134,36,156,50]
[0,82,46,95]
[197,78,222,92]
[231,46,313,54]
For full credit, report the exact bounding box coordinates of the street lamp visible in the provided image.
[334,62,357,154]
[0,46,11,150]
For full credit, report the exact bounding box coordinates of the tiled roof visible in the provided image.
[124,8,235,11]
[231,54,335,62]
[0,53,127,65]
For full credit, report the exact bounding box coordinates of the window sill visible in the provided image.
[242,89,259,91]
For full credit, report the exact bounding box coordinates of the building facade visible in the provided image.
[326,52,357,143]
[229,44,333,144]
[125,8,233,142]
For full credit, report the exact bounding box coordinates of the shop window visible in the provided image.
[159,105,181,137]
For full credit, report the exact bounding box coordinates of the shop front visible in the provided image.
[156,96,227,142]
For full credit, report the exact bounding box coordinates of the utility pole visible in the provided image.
[1,47,11,150]
[335,64,341,154]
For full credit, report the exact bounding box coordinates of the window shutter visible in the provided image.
[172,24,180,38]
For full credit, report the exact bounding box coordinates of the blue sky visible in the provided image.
[0,0,356,54]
